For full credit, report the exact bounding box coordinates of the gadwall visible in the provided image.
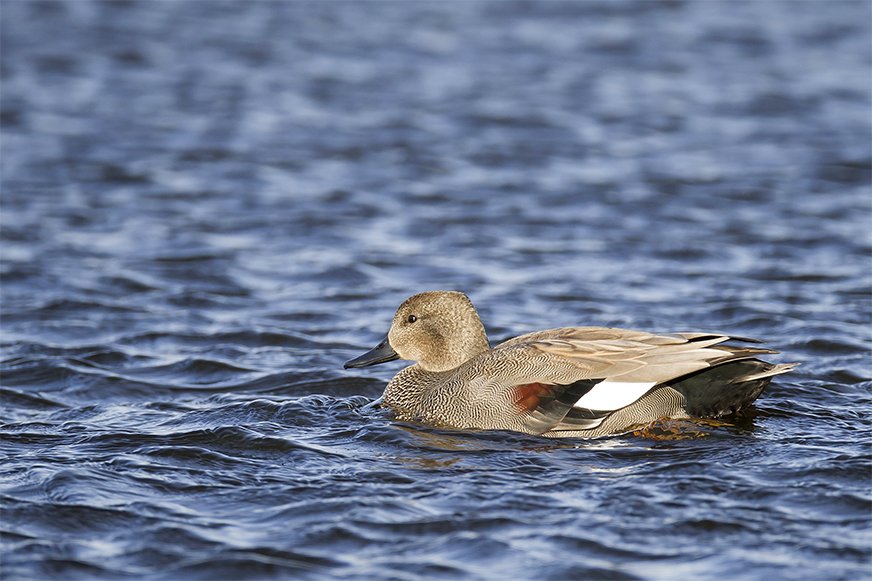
[345,291,796,438]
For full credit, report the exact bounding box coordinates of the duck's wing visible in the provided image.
[486,327,776,435]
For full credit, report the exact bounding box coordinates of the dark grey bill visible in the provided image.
[344,337,399,369]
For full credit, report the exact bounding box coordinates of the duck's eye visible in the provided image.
[407,314,417,323]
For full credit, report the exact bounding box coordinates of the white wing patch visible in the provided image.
[573,381,657,411]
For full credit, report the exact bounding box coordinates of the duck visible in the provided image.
[344,291,797,438]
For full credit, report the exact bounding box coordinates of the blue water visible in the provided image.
[2,1,870,579]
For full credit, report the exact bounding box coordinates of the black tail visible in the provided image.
[669,359,794,418]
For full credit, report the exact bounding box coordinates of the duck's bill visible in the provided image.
[344,337,400,369]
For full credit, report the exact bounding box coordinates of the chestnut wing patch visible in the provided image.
[511,379,602,435]
[512,382,554,412]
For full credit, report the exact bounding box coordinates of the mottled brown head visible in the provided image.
[387,291,490,372]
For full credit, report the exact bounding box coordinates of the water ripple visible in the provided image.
[2,0,870,579]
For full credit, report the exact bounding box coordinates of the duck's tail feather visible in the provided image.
[678,332,765,344]
[710,344,780,360]
[669,358,795,418]
[731,362,799,383]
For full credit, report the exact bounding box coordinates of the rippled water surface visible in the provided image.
[2,1,871,579]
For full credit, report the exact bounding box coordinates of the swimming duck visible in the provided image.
[344,291,796,438]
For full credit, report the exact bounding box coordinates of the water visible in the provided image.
[1,1,870,579]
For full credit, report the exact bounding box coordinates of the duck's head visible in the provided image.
[344,291,490,372]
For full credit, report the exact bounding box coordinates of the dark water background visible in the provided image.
[2,1,871,579]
